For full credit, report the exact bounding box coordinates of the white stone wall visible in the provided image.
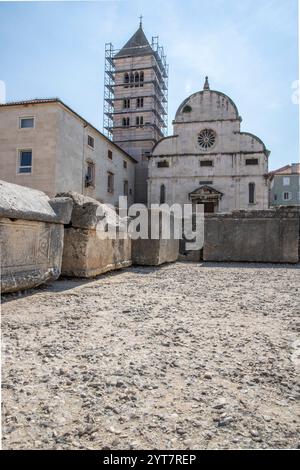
[148,89,269,211]
[0,102,135,206]
[55,105,135,206]
[0,103,58,196]
[148,157,269,211]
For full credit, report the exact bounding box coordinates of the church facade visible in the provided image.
[148,78,270,212]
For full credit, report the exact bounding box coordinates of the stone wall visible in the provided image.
[203,207,300,263]
[58,192,132,278]
[0,180,72,293]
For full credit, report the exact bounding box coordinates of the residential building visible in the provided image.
[0,99,136,206]
[269,163,300,206]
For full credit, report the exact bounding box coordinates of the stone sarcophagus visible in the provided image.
[57,192,132,278]
[0,180,73,293]
[131,208,180,266]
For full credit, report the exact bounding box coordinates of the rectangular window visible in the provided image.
[19,117,34,129]
[200,160,213,167]
[123,160,127,169]
[123,180,128,196]
[19,150,32,173]
[157,160,169,168]
[283,177,290,186]
[85,161,95,187]
[108,149,113,160]
[107,172,114,193]
[245,158,259,165]
[87,135,95,149]
[123,99,130,109]
[199,181,213,185]
[283,192,291,201]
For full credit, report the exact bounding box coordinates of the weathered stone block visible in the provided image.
[57,192,132,278]
[203,208,300,263]
[0,180,73,293]
[132,238,179,265]
[131,209,179,266]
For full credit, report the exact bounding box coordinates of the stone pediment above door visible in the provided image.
[189,185,223,201]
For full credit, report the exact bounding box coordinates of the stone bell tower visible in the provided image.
[103,19,168,203]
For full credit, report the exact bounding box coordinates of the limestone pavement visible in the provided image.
[2,262,300,450]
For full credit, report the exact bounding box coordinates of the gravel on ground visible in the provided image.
[2,262,300,450]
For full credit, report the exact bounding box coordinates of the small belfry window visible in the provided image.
[87,135,95,149]
[108,149,113,160]
[123,99,130,109]
[137,97,144,108]
[249,183,255,204]
[20,117,34,129]
[136,116,144,126]
[198,129,216,150]
[19,150,32,173]
[122,117,130,127]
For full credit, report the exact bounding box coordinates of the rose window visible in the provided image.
[198,129,216,150]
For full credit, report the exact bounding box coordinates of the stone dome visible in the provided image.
[175,83,240,123]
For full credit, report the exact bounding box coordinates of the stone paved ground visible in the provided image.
[2,262,300,450]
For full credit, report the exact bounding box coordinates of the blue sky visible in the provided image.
[0,0,298,170]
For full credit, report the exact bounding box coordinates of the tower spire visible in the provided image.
[204,76,210,90]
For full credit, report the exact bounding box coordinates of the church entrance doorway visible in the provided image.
[203,201,215,213]
[189,185,223,214]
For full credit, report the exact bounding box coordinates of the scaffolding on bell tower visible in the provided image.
[103,42,115,141]
[103,24,169,203]
[103,36,168,141]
